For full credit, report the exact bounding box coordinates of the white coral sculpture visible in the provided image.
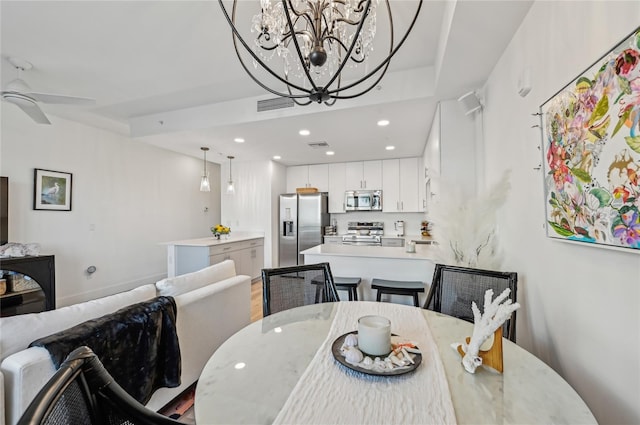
[455,288,520,373]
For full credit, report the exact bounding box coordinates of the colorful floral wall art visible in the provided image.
[541,26,640,251]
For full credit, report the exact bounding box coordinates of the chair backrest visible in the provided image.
[17,346,182,425]
[424,264,518,342]
[261,262,339,317]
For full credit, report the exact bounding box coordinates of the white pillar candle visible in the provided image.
[357,315,391,356]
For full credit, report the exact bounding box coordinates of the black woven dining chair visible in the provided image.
[261,262,340,317]
[423,264,518,342]
[17,346,182,425]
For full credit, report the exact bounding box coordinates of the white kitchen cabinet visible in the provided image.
[328,162,346,213]
[308,164,329,191]
[345,160,382,190]
[286,166,308,193]
[168,235,265,279]
[417,156,427,212]
[363,161,383,189]
[209,249,247,277]
[423,101,476,204]
[382,159,400,212]
[286,164,329,193]
[382,157,422,212]
[208,238,264,280]
[248,239,264,280]
[400,157,422,212]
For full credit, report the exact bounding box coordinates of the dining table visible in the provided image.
[195,301,596,424]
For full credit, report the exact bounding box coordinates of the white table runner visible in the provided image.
[273,302,457,425]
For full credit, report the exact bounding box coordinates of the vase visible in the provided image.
[214,234,221,240]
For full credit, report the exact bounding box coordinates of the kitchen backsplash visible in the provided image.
[329,212,426,237]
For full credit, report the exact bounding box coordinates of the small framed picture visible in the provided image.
[34,169,72,211]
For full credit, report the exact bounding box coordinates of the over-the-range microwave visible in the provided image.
[345,190,382,211]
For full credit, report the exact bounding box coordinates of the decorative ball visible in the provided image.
[309,46,327,67]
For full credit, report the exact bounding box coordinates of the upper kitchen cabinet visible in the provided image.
[328,162,346,213]
[345,160,382,190]
[308,164,329,191]
[423,101,477,204]
[382,157,423,212]
[286,164,329,193]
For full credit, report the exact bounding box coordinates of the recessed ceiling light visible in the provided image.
[326,151,335,156]
[234,138,245,143]
[234,362,246,369]
[377,120,390,127]
[299,129,310,136]
[273,155,281,160]
[385,145,395,150]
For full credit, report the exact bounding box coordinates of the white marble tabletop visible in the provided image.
[195,302,596,424]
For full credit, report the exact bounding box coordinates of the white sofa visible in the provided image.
[0,260,251,425]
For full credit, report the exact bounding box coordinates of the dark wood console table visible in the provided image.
[0,255,55,317]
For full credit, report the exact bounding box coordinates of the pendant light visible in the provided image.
[200,147,211,192]
[226,155,235,195]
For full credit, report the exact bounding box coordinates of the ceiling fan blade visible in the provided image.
[5,95,52,124]
[26,92,95,105]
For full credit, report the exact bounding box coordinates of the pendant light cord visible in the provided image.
[227,156,235,182]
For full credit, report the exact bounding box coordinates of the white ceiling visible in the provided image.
[1,1,533,166]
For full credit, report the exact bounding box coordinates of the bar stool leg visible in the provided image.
[352,288,358,301]
[413,292,419,307]
[376,290,382,302]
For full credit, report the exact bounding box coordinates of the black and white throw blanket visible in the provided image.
[30,295,181,405]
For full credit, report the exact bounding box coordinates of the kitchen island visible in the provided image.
[164,232,264,279]
[301,243,436,306]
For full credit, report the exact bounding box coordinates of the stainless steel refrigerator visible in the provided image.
[279,192,329,266]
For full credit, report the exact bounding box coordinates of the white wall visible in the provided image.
[439,99,477,195]
[423,100,478,210]
[482,2,640,423]
[1,106,221,306]
[221,159,284,270]
[270,162,287,268]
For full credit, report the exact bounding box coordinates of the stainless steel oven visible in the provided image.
[342,221,383,246]
[344,190,382,211]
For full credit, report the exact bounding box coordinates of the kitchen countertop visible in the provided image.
[163,232,265,247]
[301,242,436,261]
[407,234,435,244]
[325,234,435,244]
[325,234,432,239]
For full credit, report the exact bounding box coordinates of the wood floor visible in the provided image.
[250,279,263,323]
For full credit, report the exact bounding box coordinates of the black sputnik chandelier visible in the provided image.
[218,0,423,106]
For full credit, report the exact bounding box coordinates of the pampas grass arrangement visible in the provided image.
[427,170,511,270]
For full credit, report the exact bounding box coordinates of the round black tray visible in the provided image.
[331,331,422,376]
